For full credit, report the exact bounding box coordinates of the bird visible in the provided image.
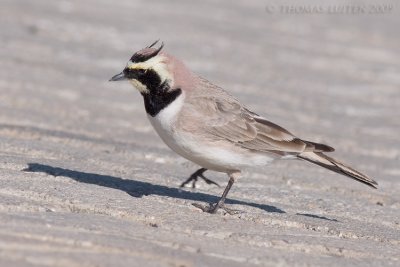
[110,41,378,214]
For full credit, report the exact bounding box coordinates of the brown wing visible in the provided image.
[195,96,333,154]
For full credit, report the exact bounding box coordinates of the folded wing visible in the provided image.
[197,97,333,155]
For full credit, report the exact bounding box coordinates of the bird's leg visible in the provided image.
[180,168,220,188]
[193,171,241,215]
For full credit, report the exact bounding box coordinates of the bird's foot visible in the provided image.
[180,168,220,188]
[192,202,241,215]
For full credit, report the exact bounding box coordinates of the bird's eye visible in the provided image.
[137,69,146,75]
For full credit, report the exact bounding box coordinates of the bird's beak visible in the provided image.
[109,72,126,81]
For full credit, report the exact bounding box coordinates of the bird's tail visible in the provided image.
[298,151,378,188]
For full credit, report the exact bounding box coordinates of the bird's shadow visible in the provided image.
[23,163,285,214]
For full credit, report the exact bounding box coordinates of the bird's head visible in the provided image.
[110,41,189,95]
[110,41,194,116]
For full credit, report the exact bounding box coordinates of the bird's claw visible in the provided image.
[192,202,242,215]
[180,168,220,188]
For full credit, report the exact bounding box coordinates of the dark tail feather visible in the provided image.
[303,140,335,152]
[298,152,378,188]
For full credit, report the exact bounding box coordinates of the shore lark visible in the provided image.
[110,41,377,214]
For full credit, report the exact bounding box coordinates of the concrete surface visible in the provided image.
[0,0,399,266]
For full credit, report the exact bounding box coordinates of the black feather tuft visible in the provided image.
[130,41,164,63]
[147,39,160,48]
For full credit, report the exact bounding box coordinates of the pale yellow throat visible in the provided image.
[129,79,149,94]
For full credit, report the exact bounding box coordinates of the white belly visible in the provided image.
[147,95,276,172]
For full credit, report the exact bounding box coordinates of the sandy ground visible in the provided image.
[1,0,399,266]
